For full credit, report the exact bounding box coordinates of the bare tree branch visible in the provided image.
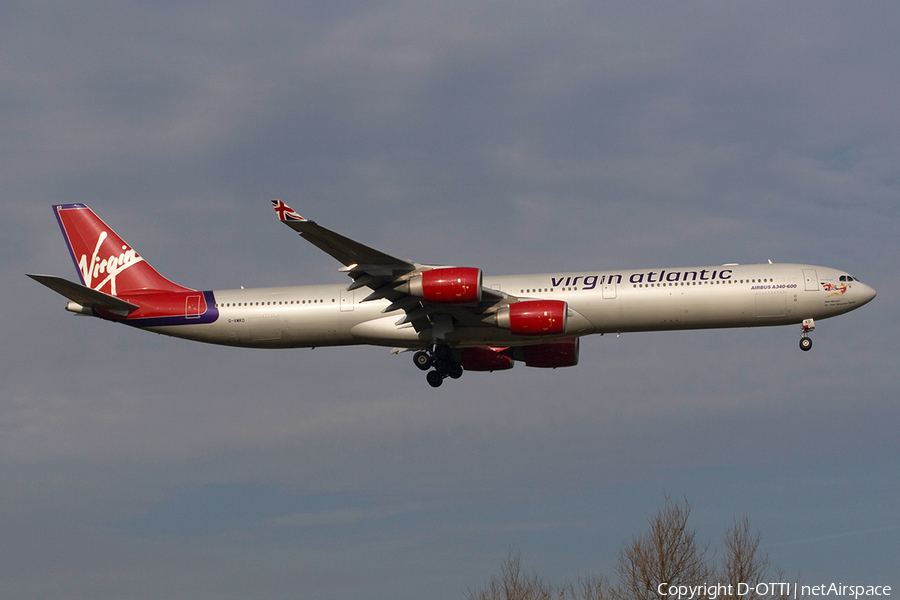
[466,498,796,600]
[612,495,712,600]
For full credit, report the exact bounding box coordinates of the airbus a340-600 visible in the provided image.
[29,202,876,387]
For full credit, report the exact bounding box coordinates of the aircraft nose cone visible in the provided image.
[860,283,876,305]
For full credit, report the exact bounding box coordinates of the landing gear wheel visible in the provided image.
[447,362,463,379]
[413,351,432,370]
[434,343,452,361]
[426,370,444,388]
[799,337,813,352]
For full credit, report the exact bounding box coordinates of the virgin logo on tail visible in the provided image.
[55,203,194,297]
[78,230,145,295]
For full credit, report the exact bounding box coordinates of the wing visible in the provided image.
[27,274,140,314]
[270,200,414,275]
[271,200,507,333]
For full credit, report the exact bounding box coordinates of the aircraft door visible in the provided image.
[340,288,354,311]
[602,280,617,299]
[185,294,202,318]
[802,269,818,291]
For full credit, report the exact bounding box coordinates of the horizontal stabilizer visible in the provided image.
[27,274,139,313]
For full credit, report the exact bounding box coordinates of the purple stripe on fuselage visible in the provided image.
[117,291,220,328]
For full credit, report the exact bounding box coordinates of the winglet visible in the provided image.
[271,199,307,222]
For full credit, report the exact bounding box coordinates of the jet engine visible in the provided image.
[495,299,567,335]
[518,337,580,368]
[397,267,482,304]
[459,346,514,371]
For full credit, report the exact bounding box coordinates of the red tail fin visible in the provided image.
[54,204,193,296]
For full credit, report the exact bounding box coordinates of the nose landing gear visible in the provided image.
[414,343,464,387]
[799,318,815,351]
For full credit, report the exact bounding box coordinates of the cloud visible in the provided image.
[270,504,416,528]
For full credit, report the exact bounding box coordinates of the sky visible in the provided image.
[2,1,898,598]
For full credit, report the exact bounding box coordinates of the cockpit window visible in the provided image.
[840,275,859,282]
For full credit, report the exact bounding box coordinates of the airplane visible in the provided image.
[28,201,876,387]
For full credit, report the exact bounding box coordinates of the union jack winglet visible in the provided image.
[271,199,307,222]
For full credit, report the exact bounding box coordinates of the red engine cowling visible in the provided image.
[404,267,482,304]
[460,346,514,371]
[520,338,580,368]
[495,300,567,336]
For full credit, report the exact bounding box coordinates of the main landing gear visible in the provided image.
[414,343,463,388]
[799,318,815,352]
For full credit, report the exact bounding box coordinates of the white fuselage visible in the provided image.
[143,263,876,349]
